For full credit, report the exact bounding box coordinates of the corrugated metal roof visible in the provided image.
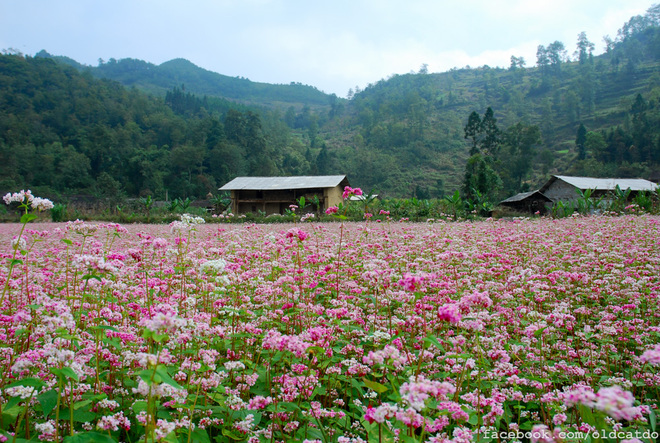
[219,175,348,191]
[500,190,551,204]
[541,175,658,192]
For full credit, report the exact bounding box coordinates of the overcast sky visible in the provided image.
[1,0,656,97]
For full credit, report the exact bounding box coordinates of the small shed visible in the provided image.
[539,175,658,202]
[219,175,350,215]
[499,190,552,214]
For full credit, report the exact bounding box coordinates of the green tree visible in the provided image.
[575,32,595,65]
[462,153,501,202]
[462,108,502,202]
[464,111,482,155]
[480,107,500,156]
[500,123,542,193]
[576,123,587,160]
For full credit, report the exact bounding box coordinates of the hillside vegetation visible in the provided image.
[1,5,659,207]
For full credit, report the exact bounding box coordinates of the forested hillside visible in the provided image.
[0,56,316,201]
[1,5,659,206]
[320,4,660,199]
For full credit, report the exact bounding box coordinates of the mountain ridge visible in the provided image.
[34,50,332,108]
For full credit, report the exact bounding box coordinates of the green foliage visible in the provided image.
[50,203,67,222]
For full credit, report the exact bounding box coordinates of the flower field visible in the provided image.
[1,215,659,442]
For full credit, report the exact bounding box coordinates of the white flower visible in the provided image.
[200,258,227,274]
[2,190,53,211]
[5,385,36,399]
[31,197,54,211]
[3,190,33,205]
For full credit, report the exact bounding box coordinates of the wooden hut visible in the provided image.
[499,190,552,214]
[219,175,350,215]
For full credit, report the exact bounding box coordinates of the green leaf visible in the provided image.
[350,378,364,391]
[37,389,59,417]
[93,325,119,332]
[62,238,73,245]
[423,335,446,352]
[132,400,148,413]
[63,432,117,443]
[59,409,96,422]
[650,408,657,433]
[188,428,211,443]
[51,366,80,382]
[5,377,45,390]
[74,399,93,410]
[221,428,245,440]
[578,404,596,427]
[362,378,389,394]
[20,213,38,224]
[155,365,183,390]
[3,395,22,411]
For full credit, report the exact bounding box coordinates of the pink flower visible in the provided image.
[342,186,363,199]
[437,303,461,323]
[639,344,660,365]
[398,273,423,291]
[286,228,309,242]
[594,385,640,421]
[325,206,339,215]
[342,186,354,199]
[563,385,596,407]
[399,375,455,411]
[531,424,555,443]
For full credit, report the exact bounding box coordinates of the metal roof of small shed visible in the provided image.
[500,190,551,204]
[540,175,658,192]
[219,175,348,191]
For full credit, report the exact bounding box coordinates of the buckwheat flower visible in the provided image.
[142,312,185,335]
[3,190,33,205]
[399,375,456,411]
[154,419,176,441]
[552,412,567,425]
[235,413,256,433]
[35,421,56,440]
[398,273,423,291]
[396,407,425,428]
[325,206,338,215]
[180,213,206,225]
[365,403,398,423]
[639,344,660,365]
[31,197,54,211]
[438,303,462,323]
[224,361,246,371]
[563,385,596,407]
[200,258,227,274]
[286,227,309,242]
[10,236,26,251]
[300,213,315,222]
[96,411,130,432]
[594,385,640,421]
[531,424,555,443]
[5,385,36,399]
[97,399,120,411]
[452,426,474,443]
